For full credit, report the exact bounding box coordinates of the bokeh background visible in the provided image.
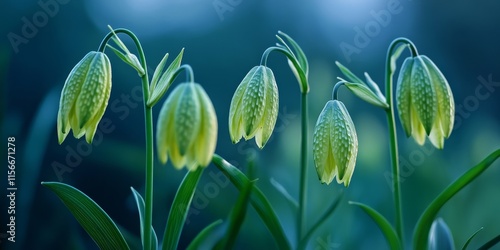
[2,0,500,249]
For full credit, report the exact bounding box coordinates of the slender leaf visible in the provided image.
[461,227,483,250]
[478,234,500,250]
[162,167,204,250]
[270,178,299,209]
[389,43,407,73]
[212,154,292,250]
[106,44,145,76]
[335,61,365,86]
[364,72,386,102]
[413,149,500,250]
[344,81,389,109]
[42,182,130,250]
[131,187,158,250]
[186,220,224,250]
[148,49,184,107]
[349,201,401,250]
[217,179,254,249]
[150,52,170,91]
[301,193,343,247]
[277,31,309,76]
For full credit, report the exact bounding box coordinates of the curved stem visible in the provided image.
[332,81,346,100]
[98,28,154,250]
[384,37,417,248]
[179,64,194,82]
[297,92,308,249]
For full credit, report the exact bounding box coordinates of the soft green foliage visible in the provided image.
[413,149,500,250]
[57,51,111,144]
[349,201,401,250]
[212,154,291,250]
[162,168,204,250]
[131,188,158,250]
[41,182,130,250]
[148,49,184,107]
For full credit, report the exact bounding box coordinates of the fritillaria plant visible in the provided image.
[43,25,500,250]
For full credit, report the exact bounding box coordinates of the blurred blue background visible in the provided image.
[1,0,500,249]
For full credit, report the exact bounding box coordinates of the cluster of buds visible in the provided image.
[57,28,218,171]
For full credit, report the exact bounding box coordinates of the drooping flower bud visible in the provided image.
[396,55,455,149]
[428,218,455,250]
[156,82,218,171]
[57,51,112,144]
[312,100,358,186]
[228,65,279,149]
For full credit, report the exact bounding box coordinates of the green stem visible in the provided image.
[384,37,418,247]
[98,28,154,250]
[298,92,308,248]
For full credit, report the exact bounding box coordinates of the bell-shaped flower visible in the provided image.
[156,82,217,171]
[57,51,112,144]
[312,100,358,186]
[228,65,279,149]
[396,55,454,149]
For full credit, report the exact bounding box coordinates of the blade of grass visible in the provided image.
[413,149,500,250]
[42,182,130,250]
[162,167,204,250]
[212,154,291,250]
[131,187,158,250]
[349,201,401,250]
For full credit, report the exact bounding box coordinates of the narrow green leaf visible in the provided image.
[212,154,292,250]
[217,179,254,249]
[106,44,145,76]
[413,149,500,250]
[131,187,158,250]
[150,52,169,91]
[389,43,407,73]
[335,61,365,86]
[186,220,224,250]
[270,178,299,209]
[461,227,483,250]
[277,31,309,76]
[148,49,184,107]
[349,201,401,250]
[162,167,204,250]
[364,72,386,102]
[42,182,130,250]
[301,193,343,247]
[344,81,389,109]
[478,234,500,250]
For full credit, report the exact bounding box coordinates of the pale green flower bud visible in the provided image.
[312,100,358,186]
[396,55,454,149]
[228,65,279,149]
[57,51,112,144]
[156,82,218,171]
